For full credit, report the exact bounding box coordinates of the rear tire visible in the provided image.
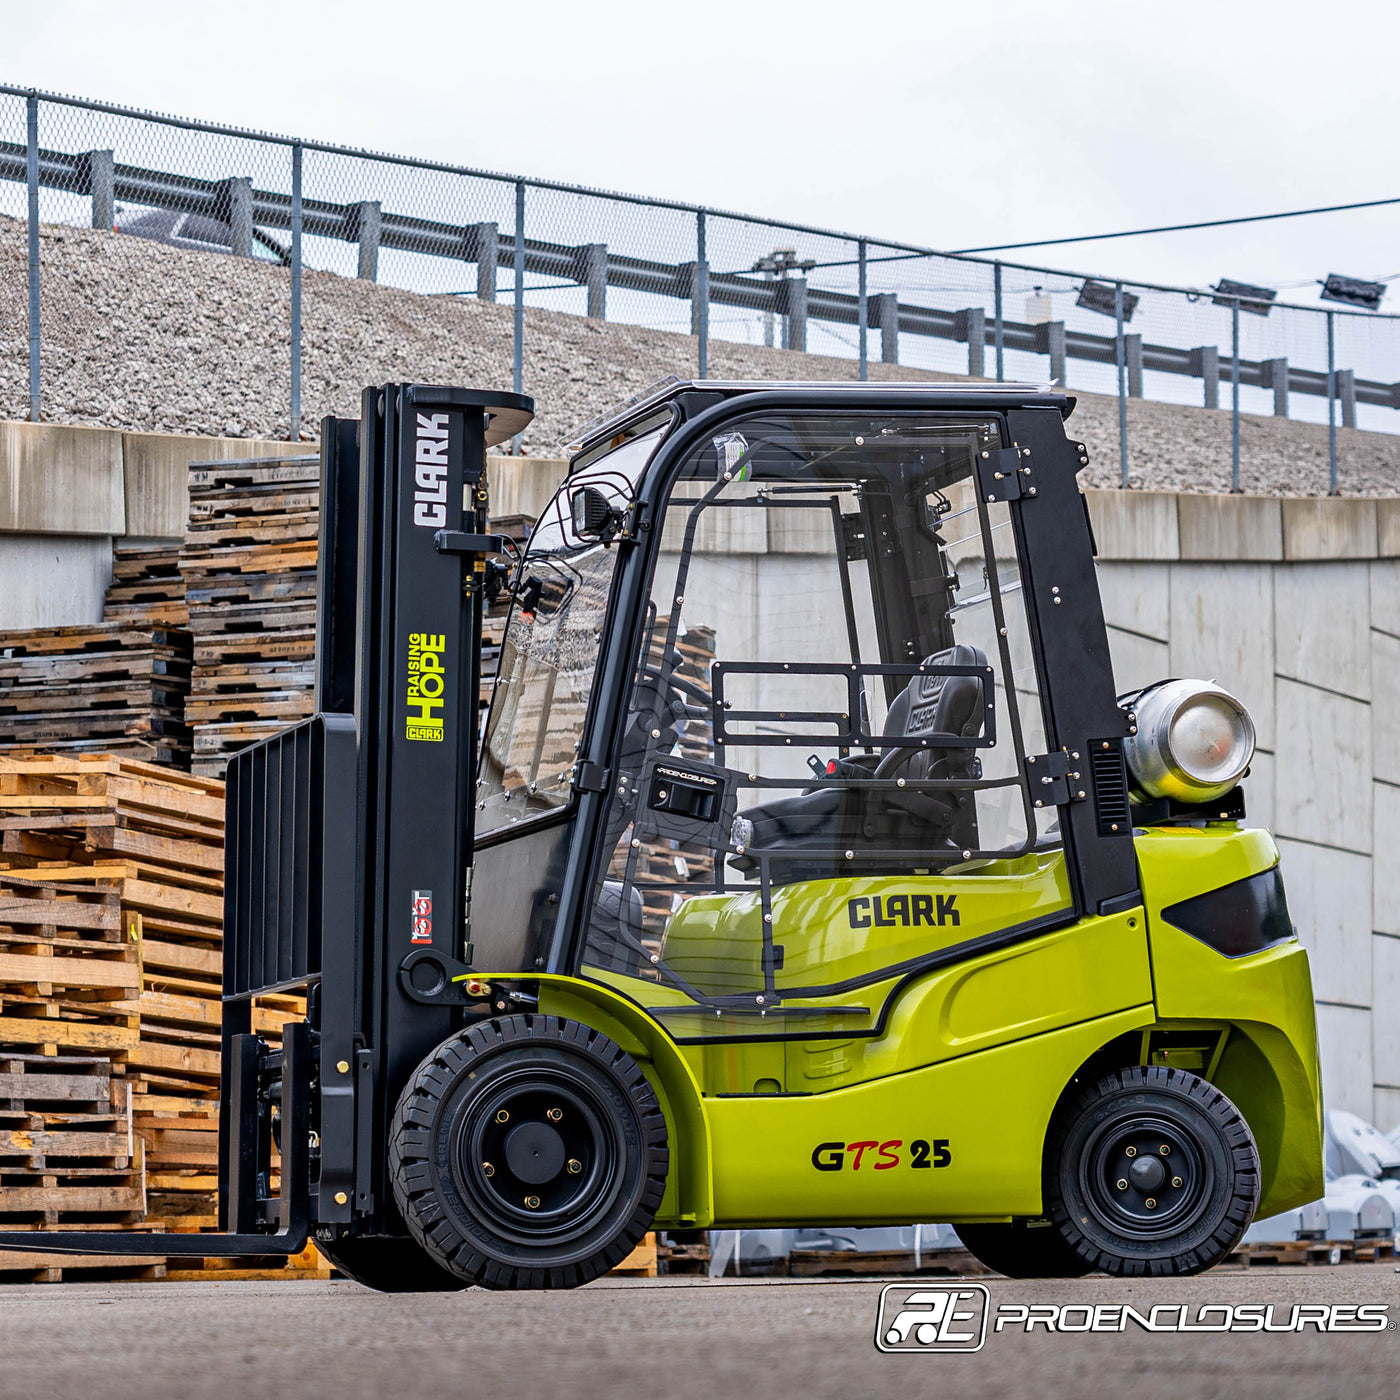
[1044,1065,1259,1277]
[389,1015,668,1290]
[955,1219,1093,1278]
[315,1234,471,1292]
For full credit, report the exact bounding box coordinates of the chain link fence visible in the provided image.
[4,84,1399,490]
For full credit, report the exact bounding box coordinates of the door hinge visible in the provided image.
[1025,749,1087,809]
[976,446,1034,503]
[575,762,610,794]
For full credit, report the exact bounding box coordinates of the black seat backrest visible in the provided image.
[883,644,986,745]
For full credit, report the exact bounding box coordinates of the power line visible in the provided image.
[950,196,1400,255]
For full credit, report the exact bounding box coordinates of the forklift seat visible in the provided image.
[732,644,986,871]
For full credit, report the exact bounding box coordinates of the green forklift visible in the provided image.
[0,379,1323,1287]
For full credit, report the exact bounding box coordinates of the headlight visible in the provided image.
[1123,680,1255,804]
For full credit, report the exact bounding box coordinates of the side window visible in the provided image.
[478,426,665,835]
[580,415,1072,1033]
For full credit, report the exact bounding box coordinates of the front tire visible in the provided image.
[389,1015,668,1290]
[315,1233,472,1292]
[955,1219,1093,1278]
[1045,1065,1259,1277]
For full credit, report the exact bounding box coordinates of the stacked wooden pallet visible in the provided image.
[103,544,188,627]
[0,624,193,770]
[0,754,310,1277]
[180,456,319,777]
[0,1052,159,1282]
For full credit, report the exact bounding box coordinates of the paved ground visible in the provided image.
[0,1265,1395,1400]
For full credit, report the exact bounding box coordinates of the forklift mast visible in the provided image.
[0,384,532,1257]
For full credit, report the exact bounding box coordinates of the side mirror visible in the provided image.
[571,486,621,542]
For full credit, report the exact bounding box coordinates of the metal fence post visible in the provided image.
[1231,299,1241,494]
[290,142,302,442]
[993,262,1004,382]
[696,210,708,380]
[1115,281,1128,487]
[26,93,39,423]
[86,149,114,231]
[512,180,525,455]
[1327,310,1338,496]
[857,239,868,382]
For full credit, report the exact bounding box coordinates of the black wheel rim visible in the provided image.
[449,1065,627,1247]
[1078,1111,1212,1241]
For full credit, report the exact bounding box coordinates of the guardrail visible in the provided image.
[4,83,1399,492]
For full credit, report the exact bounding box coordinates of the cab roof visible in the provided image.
[567,378,1075,456]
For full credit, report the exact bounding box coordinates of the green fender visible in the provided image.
[534,975,713,1228]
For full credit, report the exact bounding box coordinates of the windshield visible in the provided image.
[477,425,667,836]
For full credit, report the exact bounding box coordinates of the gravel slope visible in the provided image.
[3,216,1398,496]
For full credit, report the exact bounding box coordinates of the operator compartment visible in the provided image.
[547,409,1077,1034]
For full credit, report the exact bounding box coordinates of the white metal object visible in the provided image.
[1123,680,1255,803]
[1322,1175,1395,1240]
[1325,1109,1400,1181]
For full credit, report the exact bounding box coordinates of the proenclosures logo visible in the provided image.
[874,1284,1392,1352]
[875,1284,989,1352]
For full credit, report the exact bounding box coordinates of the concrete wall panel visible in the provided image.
[1371,783,1400,936]
[1245,749,1274,832]
[1169,563,1275,749]
[1282,498,1377,561]
[1095,561,1170,641]
[1273,680,1371,853]
[1177,494,1282,561]
[1275,838,1372,1008]
[1374,1088,1400,1135]
[0,534,112,628]
[1370,633,1400,786]
[486,456,568,525]
[1372,934,1400,1093]
[1314,1004,1375,1118]
[1106,625,1169,694]
[0,421,124,536]
[1274,563,1370,700]
[1369,559,1400,637]
[123,432,301,540]
[1084,490,1179,561]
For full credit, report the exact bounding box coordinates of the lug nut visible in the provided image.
[1171,1176,1183,1189]
[524,1195,541,1209]
[1125,1146,1137,1158]
[1159,1144,1171,1155]
[1116,1178,1128,1191]
[482,1162,495,1177]
[495,1109,510,1123]
[546,1107,563,1122]
[1145,1198,1157,1209]
[567,1159,582,1175]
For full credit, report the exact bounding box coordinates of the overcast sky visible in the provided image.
[5,0,1399,305]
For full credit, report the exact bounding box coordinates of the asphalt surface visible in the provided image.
[0,1264,1395,1400]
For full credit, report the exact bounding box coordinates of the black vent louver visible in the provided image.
[1090,742,1132,836]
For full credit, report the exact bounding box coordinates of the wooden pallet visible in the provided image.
[1224,1237,1399,1268]
[0,626,194,770]
[788,1247,995,1278]
[657,1233,712,1276]
[612,1232,658,1277]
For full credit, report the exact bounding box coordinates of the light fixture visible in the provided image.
[1211,279,1276,316]
[1320,273,1385,311]
[1076,279,1138,321]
